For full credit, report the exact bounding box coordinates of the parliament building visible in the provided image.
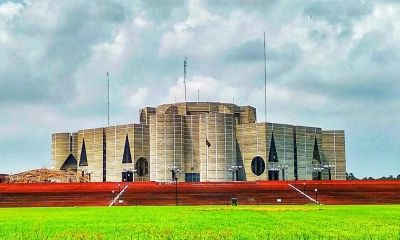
[51,102,346,182]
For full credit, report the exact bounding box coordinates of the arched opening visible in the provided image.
[135,157,149,177]
[251,156,265,176]
[165,105,178,114]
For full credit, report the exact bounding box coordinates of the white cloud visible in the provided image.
[247,83,328,124]
[354,2,400,44]
[93,31,128,63]
[0,1,23,18]
[163,75,239,104]
[174,0,219,32]
[126,87,149,108]
[159,3,263,56]
[0,2,23,43]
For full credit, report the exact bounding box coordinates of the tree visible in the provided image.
[347,172,357,180]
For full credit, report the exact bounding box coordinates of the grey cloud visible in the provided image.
[308,29,328,42]
[348,28,398,67]
[205,0,279,17]
[0,1,128,104]
[206,0,278,9]
[370,48,398,64]
[303,0,373,23]
[226,39,264,62]
[0,68,50,102]
[304,0,373,41]
[348,31,383,61]
[266,43,302,80]
[225,39,302,80]
[339,78,398,102]
[294,72,399,103]
[140,0,185,23]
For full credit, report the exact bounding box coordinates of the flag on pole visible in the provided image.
[206,139,211,148]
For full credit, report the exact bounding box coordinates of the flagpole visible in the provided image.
[107,72,110,126]
[184,57,187,100]
[264,32,267,123]
[184,57,187,113]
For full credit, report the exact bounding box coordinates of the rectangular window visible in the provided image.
[185,173,200,182]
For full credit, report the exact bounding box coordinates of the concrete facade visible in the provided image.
[51,102,346,182]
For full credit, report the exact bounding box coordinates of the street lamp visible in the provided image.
[118,183,121,193]
[323,164,335,180]
[303,182,306,193]
[268,164,280,181]
[112,190,115,202]
[277,165,288,181]
[314,167,325,180]
[228,165,242,181]
[168,166,180,206]
[77,168,87,178]
[85,170,93,182]
[315,188,318,204]
[285,173,288,184]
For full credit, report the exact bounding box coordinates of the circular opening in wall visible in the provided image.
[251,156,265,176]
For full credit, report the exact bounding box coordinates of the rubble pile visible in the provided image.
[2,168,87,183]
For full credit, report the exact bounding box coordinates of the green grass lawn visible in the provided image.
[1,205,400,239]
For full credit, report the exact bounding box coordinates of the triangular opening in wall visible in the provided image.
[60,154,77,171]
[268,133,279,162]
[122,134,133,163]
[312,137,321,164]
[79,138,88,166]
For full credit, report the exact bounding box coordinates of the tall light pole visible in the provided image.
[77,168,87,178]
[303,182,306,193]
[315,189,318,204]
[277,165,288,181]
[168,166,179,206]
[314,167,325,180]
[268,166,280,181]
[228,165,242,181]
[286,173,288,184]
[77,168,88,182]
[323,164,335,180]
[85,170,93,182]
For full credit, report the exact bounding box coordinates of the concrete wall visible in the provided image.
[52,102,346,182]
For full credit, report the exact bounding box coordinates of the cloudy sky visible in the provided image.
[0,0,399,178]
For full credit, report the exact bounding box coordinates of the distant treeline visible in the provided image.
[347,172,400,180]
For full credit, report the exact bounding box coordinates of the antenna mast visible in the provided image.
[107,72,110,126]
[264,32,267,123]
[184,57,187,103]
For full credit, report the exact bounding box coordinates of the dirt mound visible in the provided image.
[2,168,87,183]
